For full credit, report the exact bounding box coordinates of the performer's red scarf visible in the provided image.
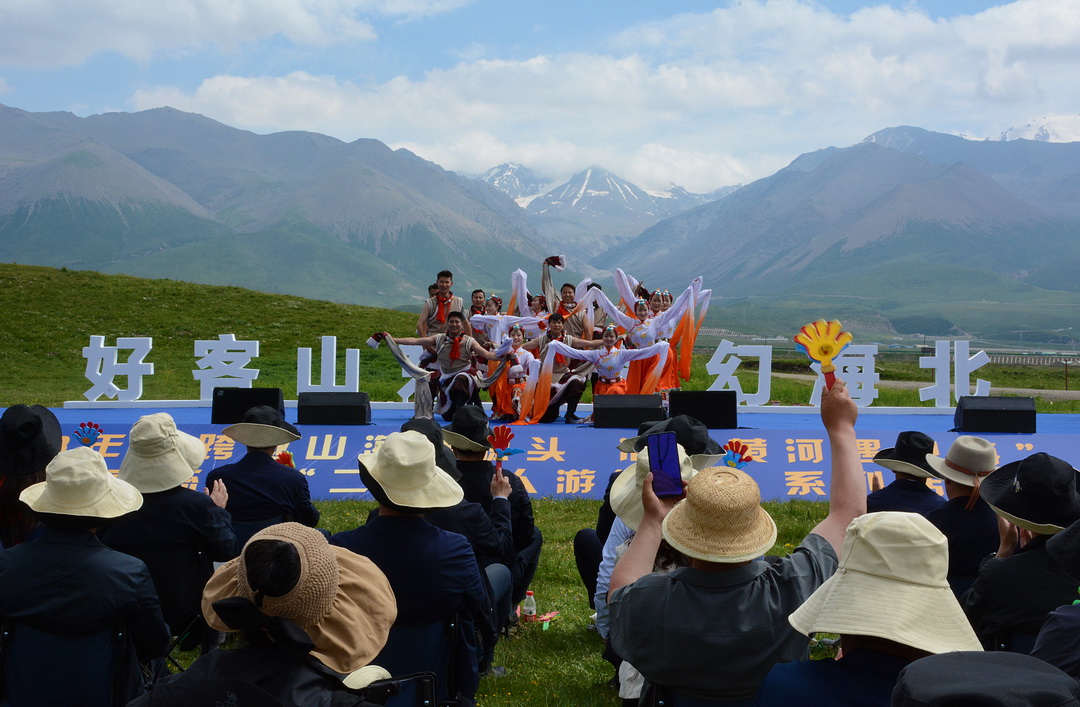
[548,333,567,366]
[449,334,464,361]
[435,295,453,324]
[469,305,485,316]
[556,301,575,317]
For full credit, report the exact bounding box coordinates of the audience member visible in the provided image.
[867,431,946,516]
[330,431,496,705]
[924,435,1002,597]
[206,405,320,547]
[605,442,696,705]
[963,452,1080,652]
[395,417,514,638]
[130,523,396,706]
[1031,514,1080,678]
[0,404,61,547]
[443,405,542,604]
[892,651,1080,706]
[0,447,169,703]
[607,380,865,704]
[100,413,237,645]
[757,512,982,706]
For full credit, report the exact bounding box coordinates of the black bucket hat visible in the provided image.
[892,651,1080,706]
[872,431,938,479]
[616,415,723,456]
[0,405,63,476]
[981,453,1080,535]
[442,405,493,452]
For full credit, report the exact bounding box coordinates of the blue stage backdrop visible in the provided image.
[43,409,1077,502]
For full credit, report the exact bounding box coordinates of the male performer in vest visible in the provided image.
[521,312,606,423]
[417,270,471,337]
[382,311,511,421]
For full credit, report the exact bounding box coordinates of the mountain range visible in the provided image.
[1,104,1078,341]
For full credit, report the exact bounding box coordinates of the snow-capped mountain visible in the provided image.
[995,115,1080,143]
[479,162,550,200]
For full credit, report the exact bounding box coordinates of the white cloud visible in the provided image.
[128,1,1080,190]
[0,0,468,67]
[0,77,11,95]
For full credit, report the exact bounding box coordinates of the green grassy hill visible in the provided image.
[0,263,416,405]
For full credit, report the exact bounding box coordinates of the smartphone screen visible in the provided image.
[647,431,683,498]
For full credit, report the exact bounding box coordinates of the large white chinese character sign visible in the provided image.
[193,334,261,400]
[919,340,990,407]
[82,336,155,401]
[809,344,880,407]
[706,340,773,406]
[297,336,360,393]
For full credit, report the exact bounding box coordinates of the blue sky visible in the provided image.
[2,0,1077,191]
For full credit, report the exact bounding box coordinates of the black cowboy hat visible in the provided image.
[442,405,493,452]
[981,453,1080,534]
[223,405,301,447]
[616,415,723,456]
[893,651,1080,706]
[872,431,938,478]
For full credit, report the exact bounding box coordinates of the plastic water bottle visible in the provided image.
[521,590,537,621]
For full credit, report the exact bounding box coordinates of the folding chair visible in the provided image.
[374,621,457,706]
[121,544,218,672]
[363,672,440,707]
[0,619,136,707]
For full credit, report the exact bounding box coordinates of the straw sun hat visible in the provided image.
[119,413,206,493]
[661,466,777,563]
[202,523,397,674]
[788,512,982,654]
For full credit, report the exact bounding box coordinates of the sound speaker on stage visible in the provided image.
[954,396,1036,434]
[296,392,371,425]
[211,387,285,425]
[667,390,738,430]
[593,394,665,429]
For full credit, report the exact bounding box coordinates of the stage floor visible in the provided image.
[31,403,1080,501]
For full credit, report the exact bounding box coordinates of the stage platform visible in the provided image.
[29,402,1080,502]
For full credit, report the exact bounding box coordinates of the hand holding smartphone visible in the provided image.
[647,431,683,498]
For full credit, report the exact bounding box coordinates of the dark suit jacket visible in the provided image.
[408,497,513,568]
[0,527,170,663]
[927,495,1000,597]
[206,451,320,526]
[100,486,237,631]
[962,535,1077,650]
[866,478,946,516]
[329,515,494,700]
[455,459,536,552]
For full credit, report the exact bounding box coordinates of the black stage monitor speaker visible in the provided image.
[297,392,371,426]
[667,390,738,430]
[593,394,665,429]
[211,387,285,425]
[954,396,1036,434]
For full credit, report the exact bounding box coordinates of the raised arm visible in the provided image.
[416,301,431,336]
[541,256,563,314]
[385,332,437,348]
[511,268,531,317]
[808,379,865,557]
[591,287,638,331]
[547,339,604,364]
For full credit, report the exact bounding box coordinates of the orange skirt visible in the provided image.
[595,378,628,396]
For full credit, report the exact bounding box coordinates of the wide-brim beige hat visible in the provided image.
[21,446,143,518]
[610,444,696,531]
[925,435,998,487]
[789,512,982,654]
[357,430,463,509]
[119,413,206,493]
[662,466,777,563]
[223,405,301,448]
[202,523,397,674]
